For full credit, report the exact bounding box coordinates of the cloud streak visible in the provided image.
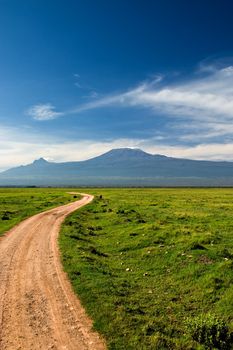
[78,65,233,142]
[30,65,233,132]
[27,62,233,148]
[27,103,62,120]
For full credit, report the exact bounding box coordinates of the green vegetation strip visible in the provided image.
[60,188,233,349]
[0,188,80,236]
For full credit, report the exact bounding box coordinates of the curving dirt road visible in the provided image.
[0,193,106,350]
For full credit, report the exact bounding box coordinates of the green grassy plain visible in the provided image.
[60,188,233,349]
[0,188,79,235]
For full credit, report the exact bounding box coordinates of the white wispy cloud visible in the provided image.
[27,103,62,120]
[74,73,82,88]
[69,66,233,115]
[28,64,233,143]
[72,65,233,142]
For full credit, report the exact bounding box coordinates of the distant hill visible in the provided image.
[0,148,233,186]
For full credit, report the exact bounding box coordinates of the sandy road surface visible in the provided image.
[0,194,106,350]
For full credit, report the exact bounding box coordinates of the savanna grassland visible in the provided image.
[0,188,80,235]
[60,188,233,349]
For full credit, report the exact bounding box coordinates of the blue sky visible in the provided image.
[1,0,233,170]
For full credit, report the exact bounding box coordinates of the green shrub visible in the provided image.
[2,212,10,220]
[186,314,233,349]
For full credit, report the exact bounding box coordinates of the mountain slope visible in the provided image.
[0,148,233,186]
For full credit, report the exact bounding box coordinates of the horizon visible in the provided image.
[1,1,233,171]
[1,147,233,173]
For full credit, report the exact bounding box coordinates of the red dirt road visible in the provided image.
[0,194,106,350]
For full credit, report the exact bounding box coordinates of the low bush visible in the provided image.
[186,314,233,349]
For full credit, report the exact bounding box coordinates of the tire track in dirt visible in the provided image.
[0,193,106,350]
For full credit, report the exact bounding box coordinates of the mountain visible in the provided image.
[0,148,233,187]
